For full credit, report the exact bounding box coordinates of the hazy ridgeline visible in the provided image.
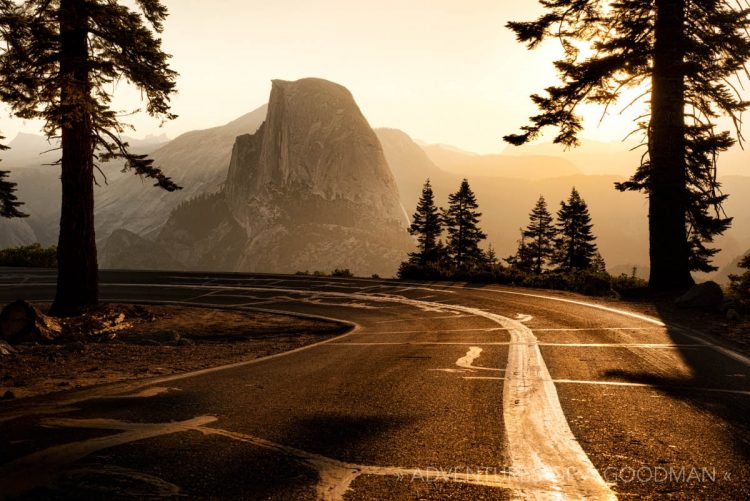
[2,79,750,281]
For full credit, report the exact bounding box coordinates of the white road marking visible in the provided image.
[331,342,705,349]
[447,346,504,373]
[545,342,696,349]
[18,416,557,501]
[515,314,533,323]
[456,346,483,369]
[465,377,750,397]
[533,327,665,332]
[366,327,508,334]
[334,342,511,346]
[0,416,216,496]
[498,315,615,500]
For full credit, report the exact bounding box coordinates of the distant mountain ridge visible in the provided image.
[3,86,750,278]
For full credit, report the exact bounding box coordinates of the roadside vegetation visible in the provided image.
[729,256,750,312]
[399,179,647,298]
[0,244,57,268]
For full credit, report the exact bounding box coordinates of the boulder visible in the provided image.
[675,281,724,309]
[0,300,62,345]
[0,340,15,356]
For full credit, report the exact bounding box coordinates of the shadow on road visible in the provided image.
[604,302,750,465]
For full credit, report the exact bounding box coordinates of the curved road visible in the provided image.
[0,270,749,500]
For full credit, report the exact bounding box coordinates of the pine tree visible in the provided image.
[0,1,179,315]
[443,179,486,270]
[0,138,26,218]
[592,252,607,275]
[504,1,750,292]
[505,229,535,273]
[408,179,443,265]
[554,188,599,272]
[523,196,557,274]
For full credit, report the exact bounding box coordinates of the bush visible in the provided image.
[398,261,450,280]
[0,243,57,268]
[331,268,354,278]
[729,255,750,312]
[397,260,635,298]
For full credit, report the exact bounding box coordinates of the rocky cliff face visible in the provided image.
[157,78,412,277]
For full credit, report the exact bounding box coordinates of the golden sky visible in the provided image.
[0,0,717,156]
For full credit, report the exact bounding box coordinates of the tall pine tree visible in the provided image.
[523,195,557,274]
[408,179,443,265]
[504,1,750,292]
[0,0,179,314]
[553,188,599,272]
[443,179,486,270]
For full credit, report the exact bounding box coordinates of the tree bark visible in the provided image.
[51,0,98,316]
[648,0,694,293]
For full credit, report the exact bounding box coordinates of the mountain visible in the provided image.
[152,78,412,277]
[375,128,452,211]
[4,89,750,279]
[502,139,643,177]
[99,229,184,270]
[94,105,268,240]
[422,143,582,180]
[0,218,37,249]
[0,105,268,245]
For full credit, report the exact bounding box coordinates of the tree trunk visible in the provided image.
[648,0,694,293]
[51,0,98,316]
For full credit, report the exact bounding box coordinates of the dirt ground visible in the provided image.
[0,304,349,400]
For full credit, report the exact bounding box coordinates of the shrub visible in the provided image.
[729,255,750,312]
[0,243,57,268]
[331,268,354,278]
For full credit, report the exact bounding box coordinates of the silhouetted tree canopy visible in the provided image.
[505,0,750,290]
[553,188,598,272]
[408,179,444,265]
[0,0,179,314]
[443,179,486,270]
[522,195,557,274]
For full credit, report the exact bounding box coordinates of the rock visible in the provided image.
[1,390,15,400]
[0,300,62,345]
[0,340,15,356]
[675,281,724,309]
[156,78,413,278]
[727,309,742,322]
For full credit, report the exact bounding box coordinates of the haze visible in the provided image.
[0,3,646,154]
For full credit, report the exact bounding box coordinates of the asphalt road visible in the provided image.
[0,269,749,500]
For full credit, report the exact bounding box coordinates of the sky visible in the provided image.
[0,0,741,159]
